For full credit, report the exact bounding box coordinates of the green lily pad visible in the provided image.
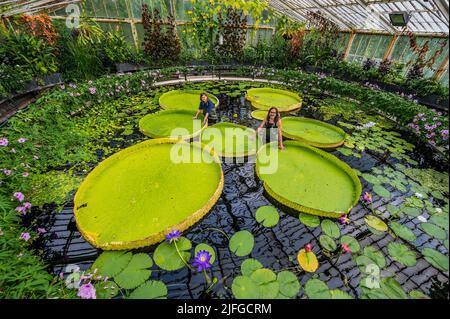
[409,290,431,299]
[255,206,280,228]
[340,235,361,253]
[330,289,353,299]
[201,122,257,158]
[250,269,280,299]
[128,280,168,299]
[430,214,449,230]
[387,242,417,267]
[373,184,391,199]
[241,258,263,277]
[421,248,449,272]
[251,110,269,121]
[304,278,332,299]
[74,139,223,250]
[229,231,255,257]
[159,90,219,111]
[390,222,417,242]
[114,253,153,289]
[365,215,388,232]
[154,237,192,271]
[299,213,320,227]
[321,219,341,238]
[277,271,300,298]
[232,276,260,299]
[319,235,337,251]
[421,223,448,240]
[246,88,302,112]
[281,117,346,148]
[256,141,362,218]
[92,251,133,278]
[139,110,205,139]
[94,281,119,299]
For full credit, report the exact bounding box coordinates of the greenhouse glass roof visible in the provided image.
[268,0,449,34]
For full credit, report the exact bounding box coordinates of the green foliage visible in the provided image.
[255,206,279,227]
[387,242,417,267]
[229,230,254,256]
[321,219,340,238]
[299,213,320,228]
[128,280,167,299]
[154,237,192,271]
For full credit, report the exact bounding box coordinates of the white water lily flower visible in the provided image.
[415,193,424,199]
[435,208,443,214]
[418,216,428,223]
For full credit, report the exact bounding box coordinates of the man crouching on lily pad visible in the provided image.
[193,92,217,126]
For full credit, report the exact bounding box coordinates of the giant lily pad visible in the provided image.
[246,88,302,112]
[159,90,219,111]
[201,122,258,158]
[281,117,346,148]
[256,141,362,218]
[251,110,269,121]
[74,139,224,250]
[139,110,206,139]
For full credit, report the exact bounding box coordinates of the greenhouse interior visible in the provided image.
[0,0,449,302]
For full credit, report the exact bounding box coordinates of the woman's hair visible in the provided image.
[200,92,208,101]
[266,107,280,123]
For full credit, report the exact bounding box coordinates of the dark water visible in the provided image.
[31,82,449,299]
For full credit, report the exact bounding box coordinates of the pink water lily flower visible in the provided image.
[305,243,313,253]
[341,244,351,253]
[13,192,25,202]
[20,232,31,241]
[338,215,350,225]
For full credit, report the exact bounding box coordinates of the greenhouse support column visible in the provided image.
[383,34,398,60]
[125,0,139,50]
[343,32,356,60]
[433,54,449,81]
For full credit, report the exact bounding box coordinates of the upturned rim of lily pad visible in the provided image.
[281,117,347,149]
[255,140,362,218]
[159,90,220,111]
[139,109,207,140]
[74,138,224,250]
[245,88,302,112]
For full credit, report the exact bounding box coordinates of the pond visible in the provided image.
[28,80,449,299]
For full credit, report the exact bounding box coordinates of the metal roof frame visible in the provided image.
[268,0,449,34]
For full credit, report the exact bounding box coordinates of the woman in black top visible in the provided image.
[256,107,285,150]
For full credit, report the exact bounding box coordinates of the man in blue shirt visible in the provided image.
[193,93,216,126]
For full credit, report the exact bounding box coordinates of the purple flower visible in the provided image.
[88,87,97,95]
[37,227,46,235]
[22,172,29,177]
[0,138,8,146]
[24,202,32,210]
[13,192,25,202]
[77,283,96,299]
[3,169,12,176]
[18,138,27,143]
[15,206,26,214]
[20,232,31,241]
[165,230,182,243]
[192,250,212,272]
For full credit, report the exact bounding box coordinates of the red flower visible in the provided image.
[305,243,313,253]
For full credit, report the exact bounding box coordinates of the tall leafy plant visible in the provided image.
[142,5,181,63]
